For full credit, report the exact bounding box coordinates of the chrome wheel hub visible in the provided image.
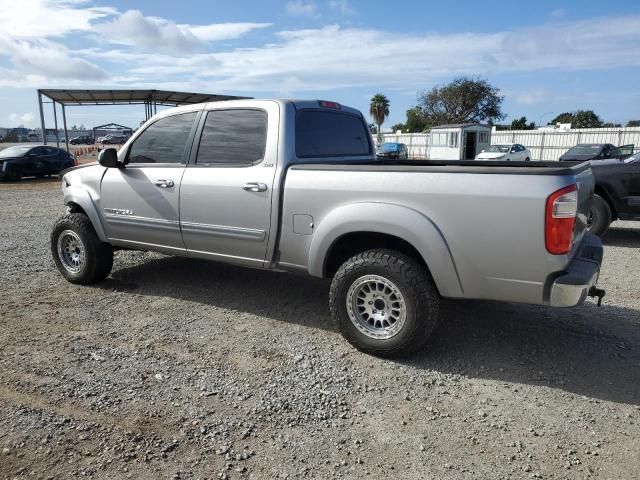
[346,275,407,339]
[57,230,85,273]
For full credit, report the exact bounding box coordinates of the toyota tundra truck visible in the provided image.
[51,99,605,357]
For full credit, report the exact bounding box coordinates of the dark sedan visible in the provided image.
[0,145,75,181]
[377,142,409,160]
[559,143,634,162]
[587,151,640,236]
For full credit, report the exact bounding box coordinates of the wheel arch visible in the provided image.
[63,186,108,242]
[308,203,464,298]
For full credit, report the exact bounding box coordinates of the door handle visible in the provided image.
[241,182,267,192]
[154,179,174,188]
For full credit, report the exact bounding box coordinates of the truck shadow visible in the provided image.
[99,255,640,406]
[604,225,640,248]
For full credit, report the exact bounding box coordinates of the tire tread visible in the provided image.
[329,249,439,357]
[51,213,113,284]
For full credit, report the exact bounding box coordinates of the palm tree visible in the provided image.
[369,93,390,143]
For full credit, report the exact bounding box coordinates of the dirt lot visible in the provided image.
[1,179,639,480]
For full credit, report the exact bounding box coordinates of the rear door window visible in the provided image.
[196,109,267,165]
[296,110,371,158]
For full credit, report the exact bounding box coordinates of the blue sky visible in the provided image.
[1,0,640,130]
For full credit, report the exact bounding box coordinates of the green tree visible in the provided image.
[573,110,603,128]
[550,110,603,128]
[390,123,406,132]
[417,77,505,126]
[626,120,640,127]
[369,94,390,141]
[405,107,428,132]
[602,122,622,128]
[550,112,574,125]
[510,116,536,130]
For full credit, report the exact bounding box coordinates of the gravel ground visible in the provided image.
[1,179,639,480]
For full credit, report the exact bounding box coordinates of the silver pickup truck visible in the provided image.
[51,99,605,357]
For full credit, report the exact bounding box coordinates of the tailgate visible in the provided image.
[573,164,595,246]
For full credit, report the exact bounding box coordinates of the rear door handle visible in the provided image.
[241,182,267,192]
[154,179,174,188]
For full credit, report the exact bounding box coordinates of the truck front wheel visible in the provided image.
[329,249,440,357]
[51,213,113,284]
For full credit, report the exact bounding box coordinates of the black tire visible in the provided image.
[588,193,612,237]
[329,249,440,357]
[51,213,113,284]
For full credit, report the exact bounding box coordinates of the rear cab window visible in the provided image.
[295,109,372,158]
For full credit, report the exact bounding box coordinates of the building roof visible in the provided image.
[38,89,249,106]
[430,123,491,129]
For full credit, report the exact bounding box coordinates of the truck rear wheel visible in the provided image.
[588,194,612,237]
[329,249,440,357]
[51,213,113,284]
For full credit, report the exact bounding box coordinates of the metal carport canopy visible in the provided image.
[37,88,251,150]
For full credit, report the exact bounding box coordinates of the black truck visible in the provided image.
[587,152,640,236]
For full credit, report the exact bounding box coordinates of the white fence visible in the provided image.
[381,127,640,161]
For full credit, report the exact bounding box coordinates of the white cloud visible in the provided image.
[0,4,639,99]
[93,11,272,52]
[185,22,272,42]
[64,15,640,95]
[0,0,115,38]
[8,113,35,127]
[286,1,319,17]
[93,10,202,52]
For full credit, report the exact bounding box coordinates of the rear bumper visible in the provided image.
[548,233,603,307]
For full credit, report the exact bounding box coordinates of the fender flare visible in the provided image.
[63,186,108,242]
[308,202,464,298]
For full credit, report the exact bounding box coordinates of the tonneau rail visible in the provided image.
[290,160,592,176]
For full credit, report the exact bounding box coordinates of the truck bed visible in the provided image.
[280,158,594,305]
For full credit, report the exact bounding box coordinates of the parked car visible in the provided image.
[377,142,408,160]
[585,151,640,236]
[70,135,94,145]
[475,144,531,161]
[0,145,75,181]
[102,134,129,144]
[51,99,604,357]
[559,143,634,162]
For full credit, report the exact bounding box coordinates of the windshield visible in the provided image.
[565,145,603,156]
[0,146,32,158]
[379,143,400,152]
[485,145,510,153]
[625,151,640,163]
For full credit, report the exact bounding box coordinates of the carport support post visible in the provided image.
[38,91,47,145]
[52,101,60,147]
[61,104,69,152]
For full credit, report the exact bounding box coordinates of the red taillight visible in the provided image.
[545,184,578,254]
[318,100,341,109]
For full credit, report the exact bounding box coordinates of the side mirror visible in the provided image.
[98,148,121,168]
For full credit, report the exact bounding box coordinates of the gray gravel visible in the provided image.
[1,179,640,479]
